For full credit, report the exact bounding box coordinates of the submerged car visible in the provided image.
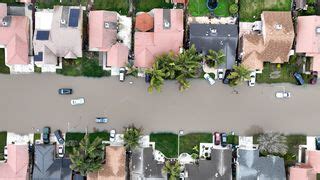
[316,137,320,150]
[293,72,304,85]
[57,145,64,158]
[275,91,291,99]
[217,69,224,80]
[54,130,64,144]
[214,132,221,145]
[248,72,256,87]
[43,127,50,144]
[119,68,126,82]
[204,73,215,85]
[310,71,318,85]
[58,88,72,95]
[96,117,108,123]
[110,129,116,142]
[221,133,228,147]
[71,98,85,105]
[223,70,232,84]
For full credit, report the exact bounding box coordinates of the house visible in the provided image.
[241,11,294,72]
[131,147,166,180]
[0,3,31,71]
[87,146,126,180]
[184,148,232,180]
[289,150,320,180]
[33,6,83,72]
[32,144,72,180]
[134,9,184,68]
[171,0,188,5]
[88,10,131,73]
[189,23,238,70]
[296,16,320,72]
[236,148,286,180]
[0,144,29,180]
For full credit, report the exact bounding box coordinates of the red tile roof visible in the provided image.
[136,13,154,32]
[290,150,320,180]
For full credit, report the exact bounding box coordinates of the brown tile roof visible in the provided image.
[135,13,154,32]
[87,146,126,180]
[242,11,294,70]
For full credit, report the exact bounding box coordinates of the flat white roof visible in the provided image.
[35,10,53,30]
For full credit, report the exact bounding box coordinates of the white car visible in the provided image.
[275,91,291,99]
[110,129,116,142]
[71,97,85,105]
[4,146,7,160]
[217,69,224,80]
[248,72,256,87]
[57,145,64,158]
[119,68,125,82]
[204,73,215,85]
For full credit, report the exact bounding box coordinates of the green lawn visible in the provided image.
[0,132,7,160]
[189,0,211,16]
[89,131,110,143]
[150,133,178,158]
[256,55,312,84]
[135,0,173,12]
[239,0,291,22]
[93,0,129,15]
[65,132,85,154]
[214,0,234,17]
[33,133,41,143]
[56,56,111,77]
[35,0,87,9]
[180,133,212,155]
[0,49,10,74]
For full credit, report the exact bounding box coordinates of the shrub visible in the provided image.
[306,6,316,15]
[229,4,239,15]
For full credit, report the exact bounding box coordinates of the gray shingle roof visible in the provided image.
[236,149,286,180]
[185,148,232,180]
[189,23,238,69]
[32,144,72,180]
[131,147,166,180]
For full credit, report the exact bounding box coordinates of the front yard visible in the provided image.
[0,132,7,160]
[150,133,178,158]
[180,133,213,155]
[135,0,173,12]
[256,55,311,84]
[65,132,85,154]
[239,0,291,22]
[93,0,129,15]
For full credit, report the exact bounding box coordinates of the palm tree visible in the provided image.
[123,124,143,151]
[205,49,225,68]
[227,64,251,86]
[156,52,176,80]
[145,61,166,93]
[69,135,104,176]
[258,132,288,156]
[162,160,181,180]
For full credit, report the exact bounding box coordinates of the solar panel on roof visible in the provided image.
[69,9,80,27]
[36,31,50,40]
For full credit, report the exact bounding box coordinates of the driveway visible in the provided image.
[0,74,319,135]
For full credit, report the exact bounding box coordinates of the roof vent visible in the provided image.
[60,19,66,25]
[164,21,170,28]
[1,16,11,27]
[2,20,8,27]
[275,24,282,30]
[316,27,320,34]
[210,28,217,34]
[104,22,110,29]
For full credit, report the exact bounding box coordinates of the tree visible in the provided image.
[156,52,177,80]
[306,6,316,15]
[227,65,251,86]
[69,135,104,176]
[123,124,143,151]
[162,160,181,180]
[257,132,288,156]
[146,61,166,93]
[205,49,225,68]
[229,4,239,15]
[307,0,316,5]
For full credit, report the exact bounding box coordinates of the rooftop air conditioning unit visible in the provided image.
[104,22,110,29]
[275,24,282,30]
[316,27,320,34]
[2,21,8,27]
[60,19,66,25]
[164,21,170,28]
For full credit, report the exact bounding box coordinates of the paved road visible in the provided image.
[0,74,319,135]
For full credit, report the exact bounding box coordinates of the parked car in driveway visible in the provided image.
[204,73,215,85]
[43,127,50,144]
[293,72,304,85]
[110,129,116,142]
[310,71,318,85]
[57,145,64,158]
[223,70,232,84]
[275,91,291,99]
[119,68,126,82]
[316,137,320,150]
[214,132,221,145]
[248,72,256,87]
[221,133,228,147]
[217,69,224,80]
[4,146,7,160]
[54,130,64,144]
[58,88,72,95]
[96,117,108,123]
[71,98,85,106]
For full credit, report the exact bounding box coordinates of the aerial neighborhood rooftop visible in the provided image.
[0,0,320,180]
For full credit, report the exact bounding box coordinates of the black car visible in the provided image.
[316,137,320,150]
[145,74,151,83]
[223,70,232,84]
[310,71,318,85]
[58,88,72,95]
[221,133,228,147]
[293,72,304,85]
[43,127,50,144]
[54,130,64,144]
